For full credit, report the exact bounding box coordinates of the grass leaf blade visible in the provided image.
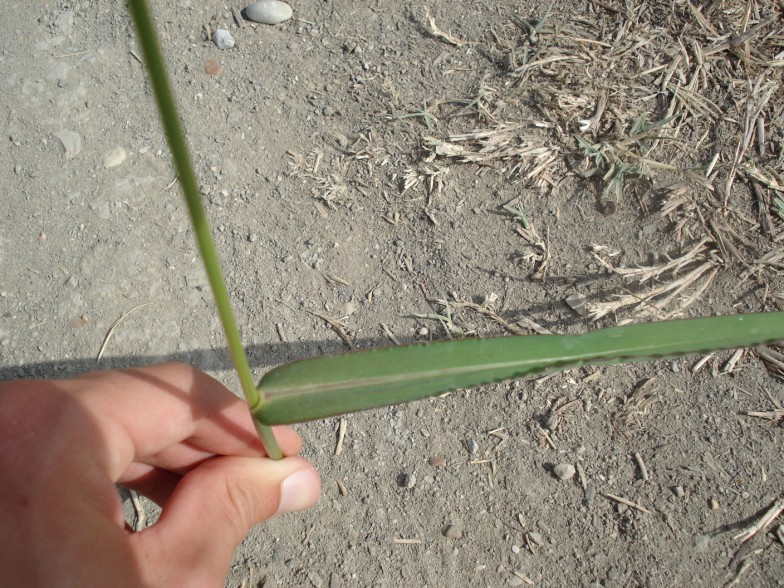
[256,313,784,424]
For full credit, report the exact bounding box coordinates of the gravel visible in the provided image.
[553,463,576,481]
[212,29,235,50]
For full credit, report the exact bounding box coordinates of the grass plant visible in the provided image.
[399,101,439,129]
[129,0,784,450]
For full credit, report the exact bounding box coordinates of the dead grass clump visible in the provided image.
[293,3,783,321]
[287,131,394,211]
[613,377,659,435]
[587,239,720,323]
[426,126,560,190]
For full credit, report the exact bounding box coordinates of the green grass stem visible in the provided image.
[126,0,282,459]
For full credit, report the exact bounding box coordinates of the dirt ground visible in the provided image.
[2,0,784,586]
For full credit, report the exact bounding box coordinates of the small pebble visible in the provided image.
[212,29,235,50]
[554,463,576,481]
[709,498,719,510]
[102,147,127,169]
[418,326,429,337]
[245,0,293,25]
[54,129,82,160]
[429,456,447,468]
[341,301,357,317]
[248,233,258,242]
[397,473,416,489]
[673,485,685,498]
[565,292,587,316]
[204,59,222,76]
[511,544,520,554]
[584,485,595,503]
[38,232,47,242]
[465,439,479,454]
[442,524,463,539]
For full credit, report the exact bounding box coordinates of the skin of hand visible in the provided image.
[0,363,320,587]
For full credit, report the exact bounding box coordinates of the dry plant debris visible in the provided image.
[96,303,154,362]
[427,127,561,190]
[422,6,469,47]
[587,239,720,322]
[725,494,784,583]
[755,345,784,378]
[613,377,659,434]
[423,293,552,337]
[604,493,653,515]
[744,382,784,421]
[290,3,784,326]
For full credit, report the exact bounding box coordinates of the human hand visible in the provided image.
[0,363,320,587]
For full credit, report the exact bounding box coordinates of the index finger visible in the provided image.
[62,363,301,479]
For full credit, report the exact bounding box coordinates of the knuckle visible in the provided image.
[220,471,262,534]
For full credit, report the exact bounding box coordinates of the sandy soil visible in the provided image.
[2,1,783,586]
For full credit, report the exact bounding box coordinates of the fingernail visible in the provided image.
[277,468,319,515]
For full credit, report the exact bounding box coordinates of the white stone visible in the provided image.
[245,1,293,25]
[54,129,82,160]
[102,147,127,169]
[554,463,576,480]
[212,29,235,50]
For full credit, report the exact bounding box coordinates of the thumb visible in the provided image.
[134,456,320,585]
